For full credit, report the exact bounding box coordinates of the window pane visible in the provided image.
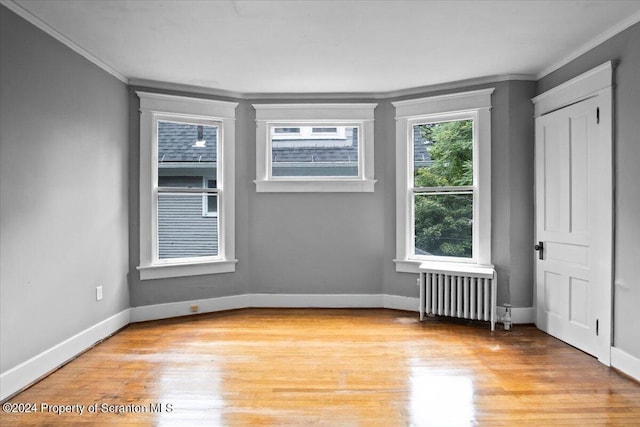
[158,121,217,184]
[158,176,202,187]
[206,195,218,215]
[312,127,337,133]
[413,120,473,187]
[158,193,218,259]
[272,126,358,177]
[414,193,472,258]
[274,127,300,134]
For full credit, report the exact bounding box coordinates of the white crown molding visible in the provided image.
[243,74,535,100]
[130,78,245,100]
[382,74,534,100]
[536,9,640,80]
[134,74,535,101]
[1,0,128,84]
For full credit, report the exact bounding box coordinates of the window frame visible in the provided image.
[393,89,494,273]
[253,103,377,192]
[137,92,237,280]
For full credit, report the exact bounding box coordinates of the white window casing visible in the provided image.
[393,89,494,273]
[137,92,238,280]
[253,103,377,192]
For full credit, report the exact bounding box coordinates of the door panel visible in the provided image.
[535,97,599,357]
[545,242,588,266]
[543,272,563,318]
[569,277,589,328]
[570,114,589,234]
[543,123,563,233]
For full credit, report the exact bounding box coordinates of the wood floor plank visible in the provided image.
[1,308,638,426]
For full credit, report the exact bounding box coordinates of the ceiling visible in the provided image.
[6,0,640,95]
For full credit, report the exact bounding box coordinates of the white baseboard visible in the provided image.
[131,294,537,325]
[131,293,424,323]
[496,306,535,324]
[131,294,250,322]
[130,294,391,322]
[249,293,384,308]
[0,309,130,402]
[611,347,640,382]
[131,295,536,324]
[383,295,419,312]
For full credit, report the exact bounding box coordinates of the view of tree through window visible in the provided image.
[413,119,473,258]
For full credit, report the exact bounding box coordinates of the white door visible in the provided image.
[535,96,610,360]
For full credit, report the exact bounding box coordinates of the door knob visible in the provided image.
[535,241,544,260]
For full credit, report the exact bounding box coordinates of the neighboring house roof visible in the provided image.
[413,126,431,167]
[272,127,358,163]
[156,122,431,165]
[414,247,432,256]
[158,122,217,163]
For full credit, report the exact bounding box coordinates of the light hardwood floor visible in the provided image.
[1,308,639,426]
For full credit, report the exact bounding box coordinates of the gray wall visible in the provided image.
[538,22,640,359]
[0,6,129,374]
[129,84,535,311]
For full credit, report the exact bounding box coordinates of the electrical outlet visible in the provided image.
[190,304,198,313]
[96,286,103,301]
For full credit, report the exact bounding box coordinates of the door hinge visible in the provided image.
[596,107,600,124]
[596,319,599,336]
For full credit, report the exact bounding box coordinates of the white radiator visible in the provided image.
[418,264,497,331]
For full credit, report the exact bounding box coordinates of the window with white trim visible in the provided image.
[137,92,237,280]
[253,104,377,192]
[393,89,494,273]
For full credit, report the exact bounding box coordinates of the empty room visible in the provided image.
[1,0,639,425]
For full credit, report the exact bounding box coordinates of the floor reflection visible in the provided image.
[153,353,224,426]
[410,366,474,426]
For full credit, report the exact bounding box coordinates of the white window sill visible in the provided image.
[394,259,494,278]
[137,259,237,280]
[254,179,376,193]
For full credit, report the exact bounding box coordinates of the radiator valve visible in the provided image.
[503,303,512,331]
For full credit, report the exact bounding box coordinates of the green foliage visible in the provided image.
[414,120,473,257]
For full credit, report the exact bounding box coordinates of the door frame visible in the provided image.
[532,61,613,365]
